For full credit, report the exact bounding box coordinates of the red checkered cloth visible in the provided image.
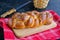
[0,10,60,40]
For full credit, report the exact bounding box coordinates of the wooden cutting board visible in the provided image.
[13,21,57,38]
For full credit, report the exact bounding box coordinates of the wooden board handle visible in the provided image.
[1,8,16,17]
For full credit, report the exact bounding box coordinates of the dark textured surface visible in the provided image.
[46,0,60,15]
[0,22,4,40]
[0,0,60,15]
[0,27,4,40]
[0,0,34,15]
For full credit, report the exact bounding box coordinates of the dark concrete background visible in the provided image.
[0,0,60,15]
[46,0,60,15]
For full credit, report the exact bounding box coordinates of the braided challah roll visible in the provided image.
[8,11,53,29]
[33,0,49,8]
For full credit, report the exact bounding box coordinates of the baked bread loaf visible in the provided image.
[8,11,56,37]
[8,11,53,29]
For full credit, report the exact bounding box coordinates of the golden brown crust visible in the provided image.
[8,11,53,29]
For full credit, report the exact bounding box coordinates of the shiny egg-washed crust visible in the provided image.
[8,11,53,29]
[33,0,49,8]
